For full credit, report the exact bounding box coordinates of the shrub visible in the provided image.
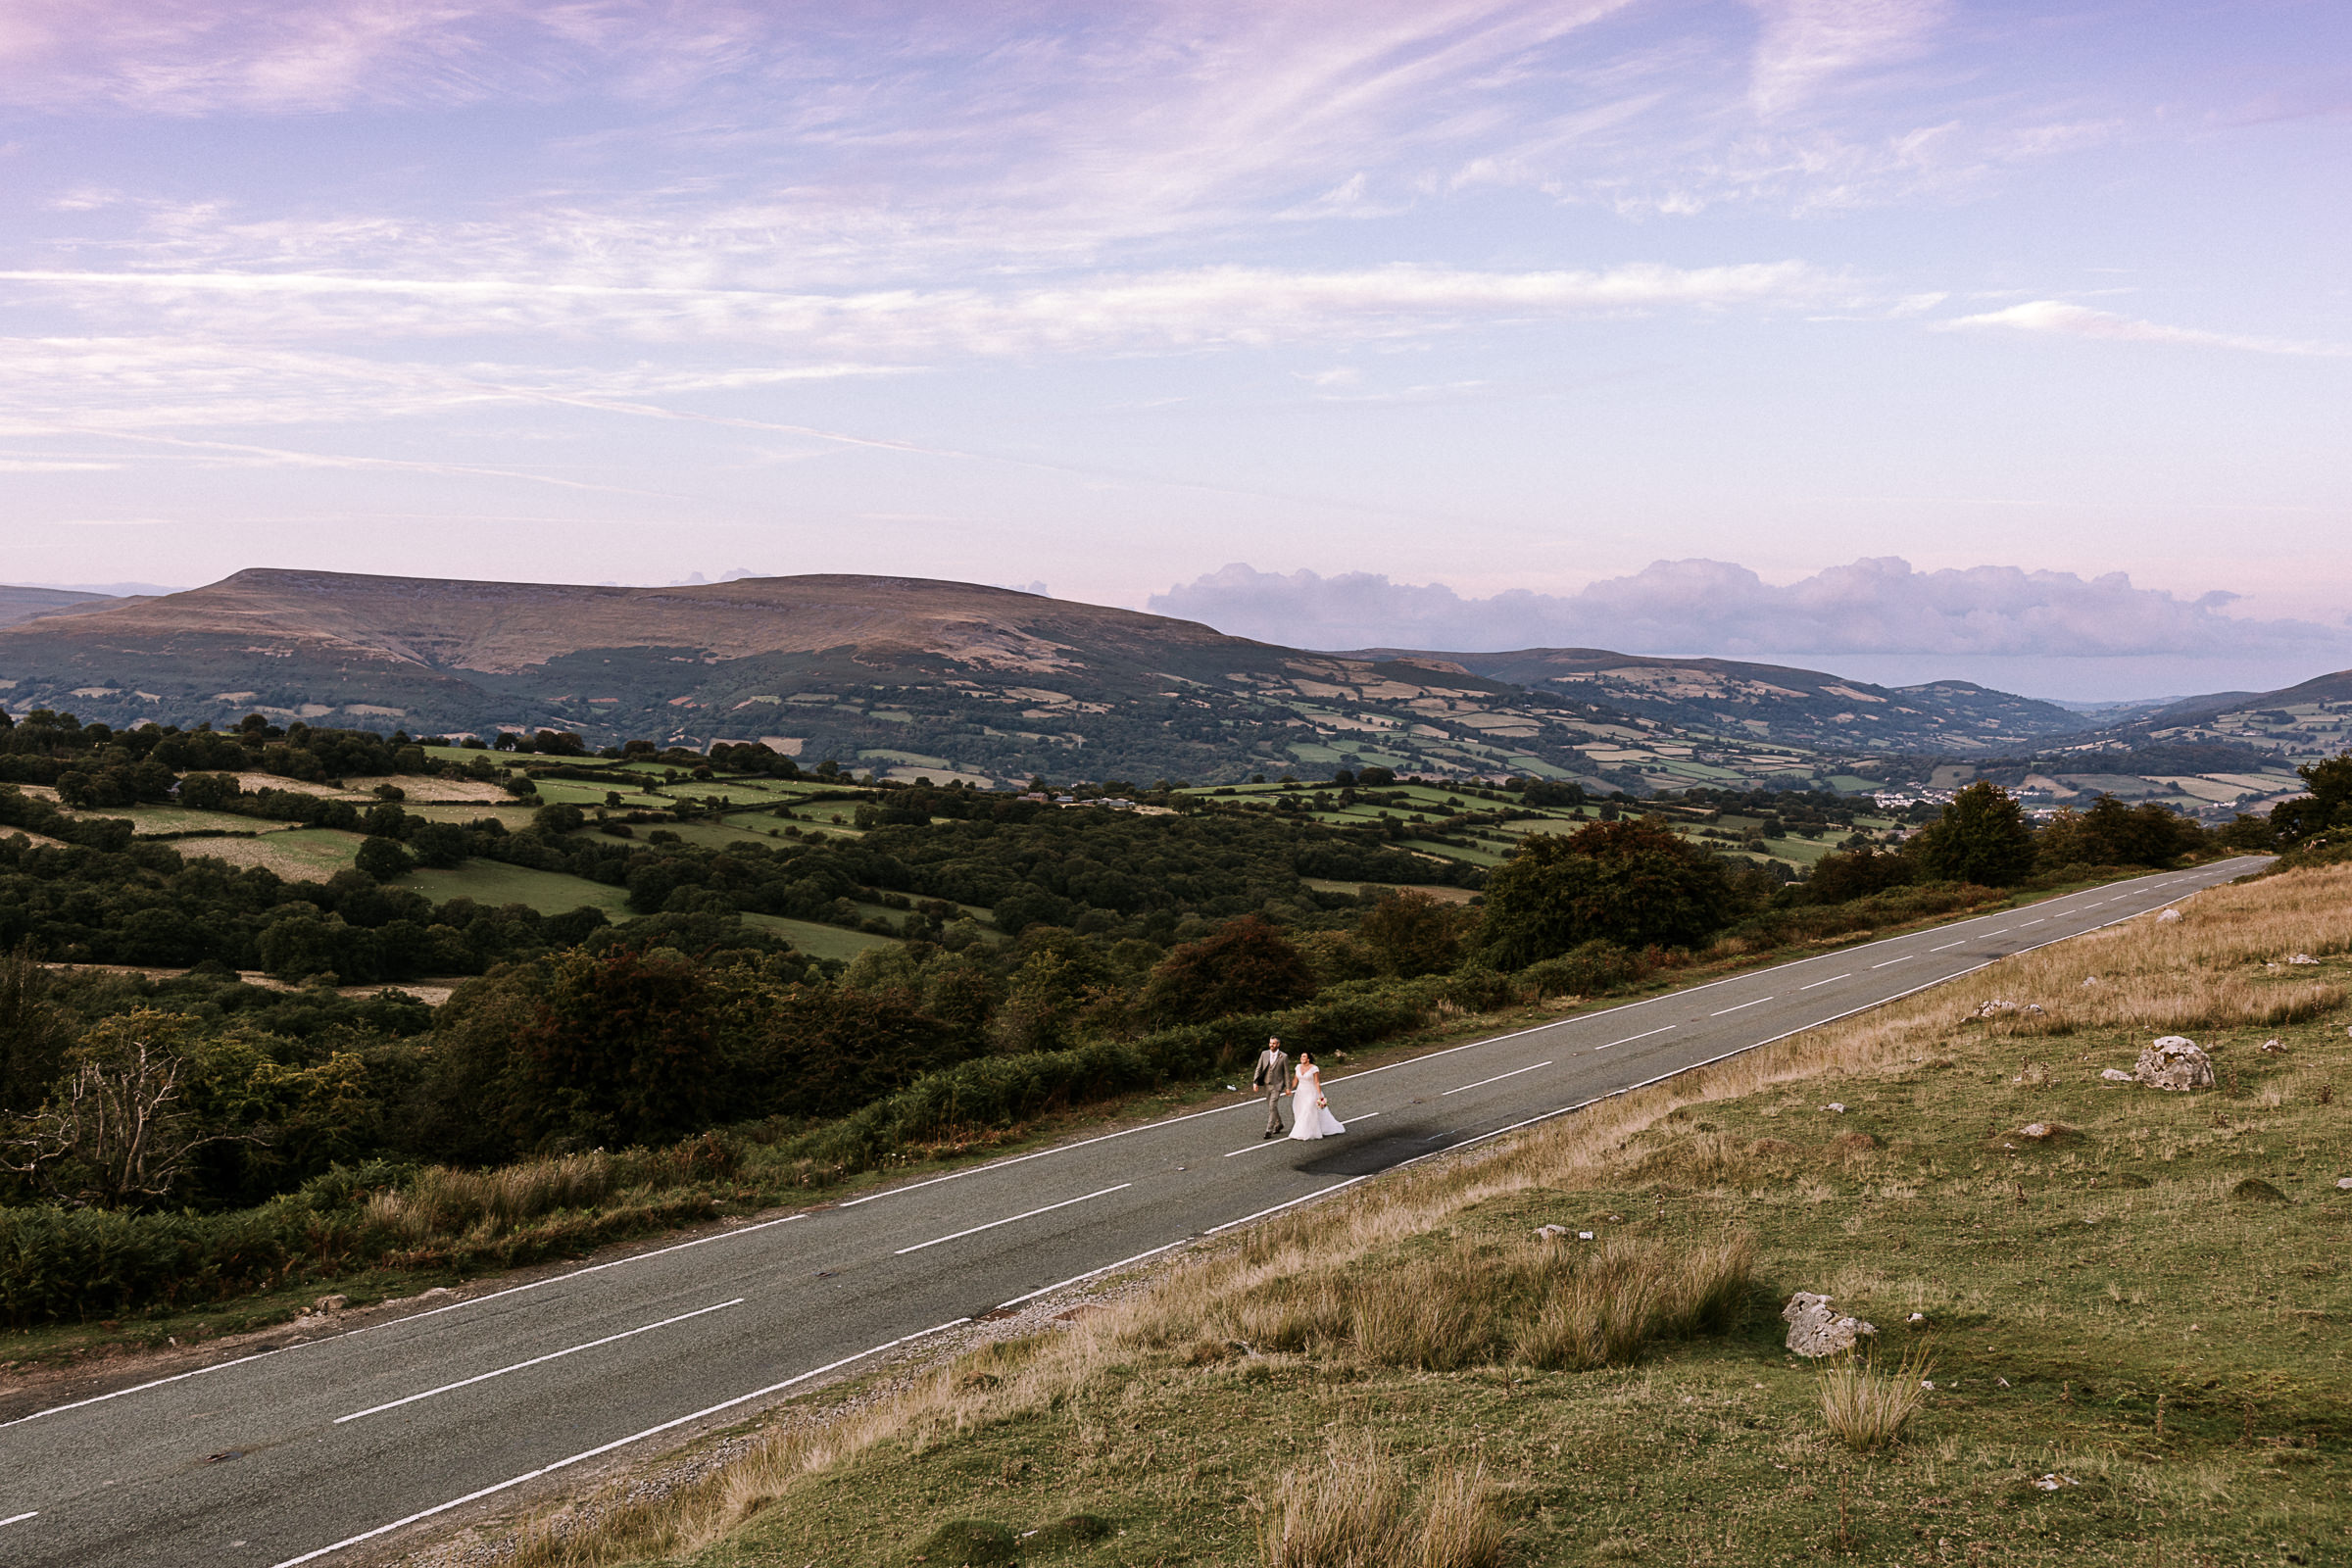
[1516,940,1643,1000]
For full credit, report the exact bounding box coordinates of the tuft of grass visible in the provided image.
[1261,1443,1498,1568]
[1818,1347,1935,1450]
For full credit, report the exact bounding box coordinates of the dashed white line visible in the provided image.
[270,1318,972,1568]
[1597,1024,1677,1051]
[1,1511,36,1527]
[1870,956,1912,968]
[335,1299,743,1424]
[1711,997,1771,1016]
[1444,1061,1552,1096]
[1225,1111,1382,1155]
[1929,940,1966,953]
[895,1184,1131,1254]
[1799,973,1852,990]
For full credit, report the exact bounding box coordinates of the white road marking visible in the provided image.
[1870,956,1912,968]
[1597,1024,1676,1051]
[895,1184,1131,1255]
[1444,1061,1552,1096]
[334,1299,743,1424]
[1711,997,1771,1015]
[2020,917,2045,925]
[1222,1112,1380,1157]
[1799,973,1852,990]
[1,1511,36,1527]
[269,1318,973,1568]
[1929,941,1966,952]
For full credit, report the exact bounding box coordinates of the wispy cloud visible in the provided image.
[0,260,1839,355]
[1743,0,1950,118]
[1942,301,2352,359]
[1152,559,2352,662]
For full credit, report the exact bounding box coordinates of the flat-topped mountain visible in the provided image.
[0,567,2126,790]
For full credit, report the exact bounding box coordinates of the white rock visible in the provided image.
[2337,1177,2352,1191]
[1536,1224,1571,1240]
[1907,1312,1926,1325]
[2019,1122,2053,1140]
[1578,1231,1595,1241]
[2101,1068,2135,1082]
[2135,1036,2215,1092]
[2158,908,2182,923]
[2259,1038,2288,1054]
[1825,1102,1847,1113]
[2288,953,2319,964]
[1782,1292,1879,1358]
[2081,976,2102,988]
[1996,1377,2012,1389]
[2032,1474,2078,1491]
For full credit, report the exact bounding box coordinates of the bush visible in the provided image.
[1478,819,1739,967]
[1516,941,1644,1000]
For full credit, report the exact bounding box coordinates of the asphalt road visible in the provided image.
[0,858,2263,1565]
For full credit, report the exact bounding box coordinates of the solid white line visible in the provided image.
[1798,973,1851,990]
[1870,956,1911,969]
[1,1511,35,1527]
[894,1184,1131,1255]
[1711,997,1771,1015]
[269,1317,972,1568]
[1443,1060,1552,1096]
[334,1299,743,1424]
[994,1240,1194,1308]
[0,1348,281,1431]
[1204,1179,1372,1236]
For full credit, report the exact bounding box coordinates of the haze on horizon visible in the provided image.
[1,1,2345,703]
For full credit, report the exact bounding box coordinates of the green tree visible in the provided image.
[355,834,412,883]
[1908,782,2037,886]
[1142,915,1316,1025]
[2271,753,2352,846]
[1478,818,1739,967]
[499,947,726,1151]
[1356,889,1468,977]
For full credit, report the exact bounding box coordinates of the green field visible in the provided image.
[398,860,633,918]
[172,828,368,880]
[738,912,903,961]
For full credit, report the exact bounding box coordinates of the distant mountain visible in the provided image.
[0,568,2172,791]
[0,584,126,630]
[1370,647,2095,753]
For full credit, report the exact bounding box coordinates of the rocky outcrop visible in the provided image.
[1783,1292,1878,1358]
[2134,1036,2214,1091]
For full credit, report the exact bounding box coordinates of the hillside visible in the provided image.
[1389,646,2092,752]
[0,568,2318,796]
[0,585,123,630]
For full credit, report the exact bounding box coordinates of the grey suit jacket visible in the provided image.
[1250,1049,1291,1090]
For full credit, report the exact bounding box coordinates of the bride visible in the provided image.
[1286,1050,1346,1141]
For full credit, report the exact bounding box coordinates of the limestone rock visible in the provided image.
[2017,1122,2055,1140]
[2158,908,2182,923]
[1824,1102,1847,1113]
[2259,1038,2288,1054]
[2288,953,2320,964]
[1536,1224,1570,1240]
[2100,1068,2134,1082]
[2134,1036,2214,1091]
[2336,1177,2352,1191]
[1783,1291,1878,1358]
[1973,999,2044,1019]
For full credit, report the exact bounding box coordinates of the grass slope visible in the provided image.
[488,863,2352,1568]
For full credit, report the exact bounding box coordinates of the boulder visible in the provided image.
[2134,1036,2214,1092]
[1783,1291,1878,1358]
[2158,908,2182,923]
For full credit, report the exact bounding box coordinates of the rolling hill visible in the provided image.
[4,566,2314,797]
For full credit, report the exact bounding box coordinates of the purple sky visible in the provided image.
[0,2,2346,698]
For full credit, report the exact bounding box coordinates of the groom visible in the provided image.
[1251,1036,1293,1139]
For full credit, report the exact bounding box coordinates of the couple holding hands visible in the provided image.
[1250,1037,1346,1142]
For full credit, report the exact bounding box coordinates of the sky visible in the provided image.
[0,1,2346,700]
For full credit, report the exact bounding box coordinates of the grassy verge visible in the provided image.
[464,860,2350,1568]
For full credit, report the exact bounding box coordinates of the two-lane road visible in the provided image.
[0,858,2262,1566]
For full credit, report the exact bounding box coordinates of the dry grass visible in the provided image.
[367,1140,733,1246]
[1261,1442,1500,1568]
[1818,1347,1936,1450]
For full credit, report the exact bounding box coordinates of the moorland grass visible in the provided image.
[466,862,2352,1568]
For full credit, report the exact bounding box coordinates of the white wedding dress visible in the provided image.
[1287,1064,1346,1141]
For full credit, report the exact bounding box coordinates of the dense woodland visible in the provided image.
[0,706,2313,1324]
